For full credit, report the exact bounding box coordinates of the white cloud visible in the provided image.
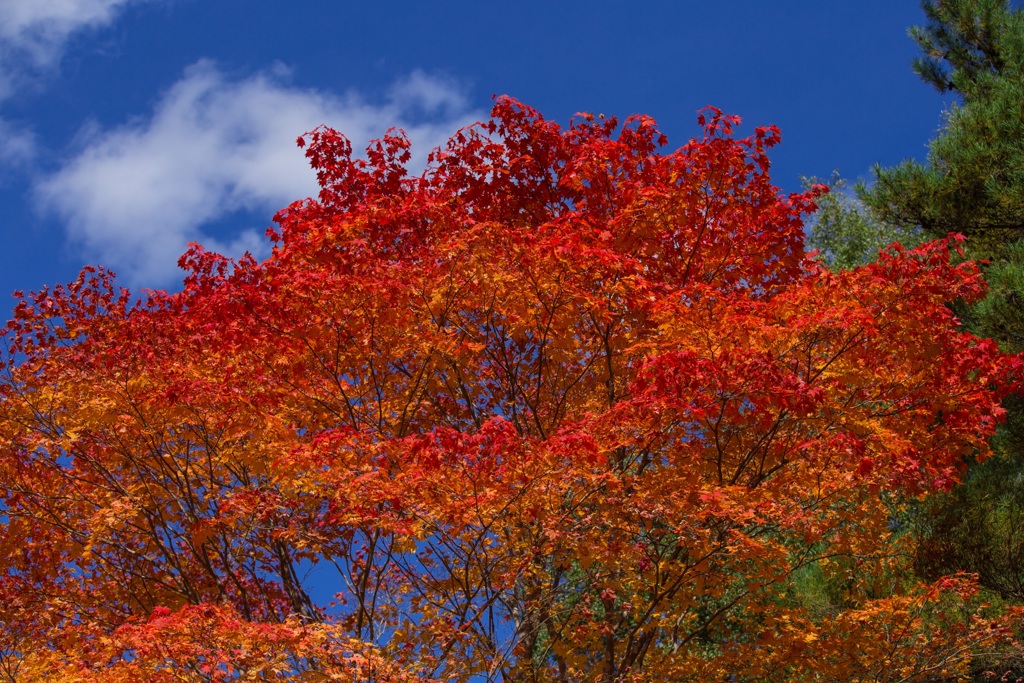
[36,62,481,286]
[0,119,36,166]
[0,0,143,70]
[0,0,153,164]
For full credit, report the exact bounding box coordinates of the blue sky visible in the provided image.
[0,1,960,302]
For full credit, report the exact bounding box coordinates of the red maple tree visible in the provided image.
[0,98,1020,681]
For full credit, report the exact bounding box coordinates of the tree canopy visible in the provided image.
[0,98,1020,682]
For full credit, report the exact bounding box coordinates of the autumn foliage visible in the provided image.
[1,98,1021,681]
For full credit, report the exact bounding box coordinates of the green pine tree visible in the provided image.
[806,9,1024,677]
[815,1,1024,621]
[864,0,1024,263]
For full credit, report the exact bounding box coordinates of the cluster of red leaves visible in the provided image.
[1,97,1021,681]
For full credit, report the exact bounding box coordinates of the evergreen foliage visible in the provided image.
[804,174,921,271]
[810,1,1024,621]
[864,0,1024,259]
